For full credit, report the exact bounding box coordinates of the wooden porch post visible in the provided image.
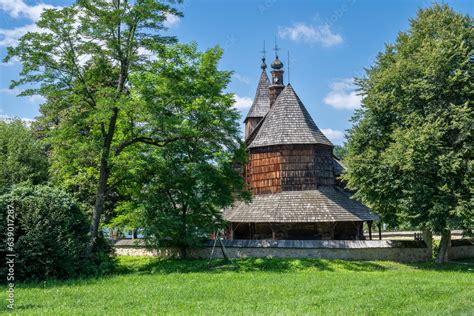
[330,222,336,240]
[249,223,256,240]
[378,222,382,240]
[368,221,373,240]
[270,223,276,240]
[230,222,234,240]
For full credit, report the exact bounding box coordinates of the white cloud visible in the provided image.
[233,95,253,110]
[163,13,181,28]
[0,0,55,21]
[323,78,362,110]
[0,87,20,95]
[1,55,20,66]
[27,94,46,104]
[0,87,45,104]
[0,23,43,47]
[232,73,250,85]
[321,128,345,143]
[278,23,342,47]
[0,0,60,47]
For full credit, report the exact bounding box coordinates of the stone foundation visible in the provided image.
[113,239,437,262]
[449,239,474,260]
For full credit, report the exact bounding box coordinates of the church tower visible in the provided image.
[244,52,270,140]
[225,43,378,241]
[269,41,285,107]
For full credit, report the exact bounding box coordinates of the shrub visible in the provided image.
[0,184,114,281]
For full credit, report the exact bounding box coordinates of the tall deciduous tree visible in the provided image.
[4,0,189,255]
[344,4,473,263]
[110,45,249,257]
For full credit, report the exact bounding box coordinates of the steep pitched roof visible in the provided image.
[244,70,270,121]
[248,84,333,148]
[333,158,345,177]
[224,187,378,223]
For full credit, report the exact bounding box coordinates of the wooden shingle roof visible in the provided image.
[248,84,333,148]
[244,70,270,121]
[224,186,378,223]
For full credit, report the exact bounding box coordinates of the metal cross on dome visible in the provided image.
[273,37,280,58]
[260,40,267,59]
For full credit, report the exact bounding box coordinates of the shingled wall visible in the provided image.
[246,144,334,194]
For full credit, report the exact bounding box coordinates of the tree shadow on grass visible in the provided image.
[15,257,473,292]
[407,259,474,273]
[115,257,389,275]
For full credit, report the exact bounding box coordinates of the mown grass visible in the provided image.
[3,256,473,315]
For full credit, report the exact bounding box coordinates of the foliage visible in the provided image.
[110,44,250,254]
[4,1,247,256]
[7,257,474,314]
[0,184,114,281]
[0,120,48,194]
[333,144,348,161]
[4,0,185,251]
[343,5,473,241]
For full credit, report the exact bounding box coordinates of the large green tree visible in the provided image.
[109,44,249,256]
[4,0,188,255]
[344,4,473,262]
[0,120,48,193]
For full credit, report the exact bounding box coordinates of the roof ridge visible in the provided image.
[244,70,271,121]
[248,84,333,148]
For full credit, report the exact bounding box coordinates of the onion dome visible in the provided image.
[261,57,267,70]
[271,56,283,69]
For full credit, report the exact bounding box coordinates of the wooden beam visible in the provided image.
[378,222,382,240]
[368,221,373,240]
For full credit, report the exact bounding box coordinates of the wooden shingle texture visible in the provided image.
[244,70,270,120]
[224,186,378,223]
[248,84,333,148]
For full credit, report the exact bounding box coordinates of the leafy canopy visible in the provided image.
[344,4,473,233]
[4,0,248,250]
[109,44,249,250]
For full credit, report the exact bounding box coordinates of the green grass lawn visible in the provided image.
[3,256,474,315]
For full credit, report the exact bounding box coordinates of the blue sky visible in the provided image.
[0,0,472,144]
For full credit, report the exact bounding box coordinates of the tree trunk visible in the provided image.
[85,108,119,257]
[436,230,451,264]
[180,206,187,259]
[180,246,188,259]
[422,229,433,257]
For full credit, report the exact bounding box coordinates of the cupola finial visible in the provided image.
[273,36,280,58]
[260,40,267,70]
[271,37,283,70]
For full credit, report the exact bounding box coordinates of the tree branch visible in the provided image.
[114,135,196,156]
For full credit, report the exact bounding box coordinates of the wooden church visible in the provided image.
[224,51,378,240]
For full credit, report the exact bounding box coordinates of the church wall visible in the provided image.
[246,147,282,194]
[246,144,334,194]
